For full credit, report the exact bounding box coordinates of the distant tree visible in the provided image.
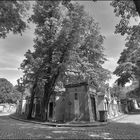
[110,82,135,99]
[0,78,13,103]
[12,85,22,102]
[0,1,30,38]
[110,83,121,98]
[0,78,21,103]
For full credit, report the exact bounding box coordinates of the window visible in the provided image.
[75,93,78,100]
[49,102,53,118]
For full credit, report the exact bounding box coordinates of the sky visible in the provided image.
[0,1,130,86]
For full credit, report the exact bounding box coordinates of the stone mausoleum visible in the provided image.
[22,82,110,122]
[53,82,98,122]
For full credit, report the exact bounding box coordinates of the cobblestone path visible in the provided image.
[0,111,140,139]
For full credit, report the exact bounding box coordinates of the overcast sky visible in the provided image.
[0,1,131,86]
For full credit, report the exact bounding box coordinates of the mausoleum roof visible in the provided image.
[65,82,88,88]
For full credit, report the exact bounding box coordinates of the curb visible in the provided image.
[9,115,108,127]
[0,113,12,116]
[9,114,127,127]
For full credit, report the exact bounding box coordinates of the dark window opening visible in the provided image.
[49,102,53,118]
[36,101,41,115]
[75,93,78,100]
[91,97,97,121]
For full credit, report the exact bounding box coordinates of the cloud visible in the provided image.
[0,68,18,70]
[106,74,118,87]
[103,57,119,72]
[103,57,119,87]
[104,34,126,58]
[0,69,23,86]
[0,23,35,57]
[0,54,22,68]
[79,1,121,34]
[0,23,35,85]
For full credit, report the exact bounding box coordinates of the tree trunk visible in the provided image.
[41,69,61,121]
[27,81,37,120]
[40,48,67,121]
[41,83,51,121]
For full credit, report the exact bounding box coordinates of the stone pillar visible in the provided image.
[34,98,37,117]
[87,92,94,122]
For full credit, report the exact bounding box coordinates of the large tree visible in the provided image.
[21,1,110,121]
[21,1,67,120]
[0,1,30,38]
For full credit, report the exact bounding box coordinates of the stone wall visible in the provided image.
[64,83,90,122]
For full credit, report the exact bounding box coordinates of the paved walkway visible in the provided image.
[0,110,140,139]
[118,109,140,124]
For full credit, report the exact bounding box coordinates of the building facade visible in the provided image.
[21,82,111,122]
[47,82,109,122]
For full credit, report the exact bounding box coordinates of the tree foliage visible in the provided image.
[111,0,140,87]
[21,1,110,120]
[110,0,138,35]
[0,78,21,103]
[0,1,30,38]
[110,80,139,99]
[110,83,121,98]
